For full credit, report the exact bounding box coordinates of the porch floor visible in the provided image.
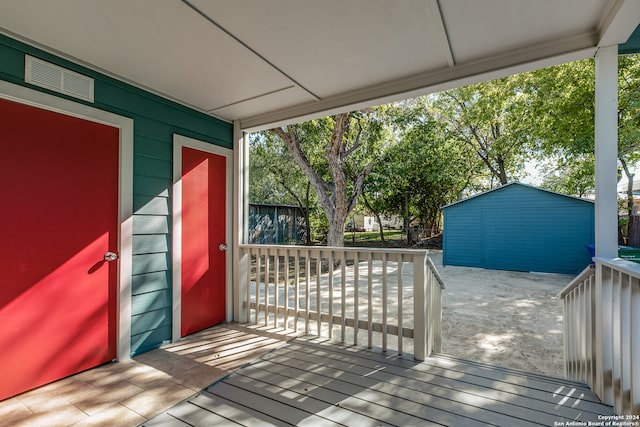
[0,323,295,426]
[144,335,613,427]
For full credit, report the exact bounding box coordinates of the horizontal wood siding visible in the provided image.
[443,184,594,274]
[0,34,233,355]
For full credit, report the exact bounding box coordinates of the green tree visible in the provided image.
[429,77,534,186]
[268,111,386,247]
[529,55,640,212]
[618,54,640,217]
[363,109,476,243]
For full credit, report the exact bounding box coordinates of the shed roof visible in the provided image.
[442,182,595,209]
[1,1,639,131]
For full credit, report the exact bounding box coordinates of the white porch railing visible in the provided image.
[237,244,444,361]
[560,258,640,415]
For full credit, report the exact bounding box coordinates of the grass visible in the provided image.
[344,230,405,243]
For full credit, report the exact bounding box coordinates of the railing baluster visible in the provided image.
[328,251,334,339]
[294,249,300,332]
[613,271,622,411]
[316,250,322,337]
[341,251,346,343]
[274,249,280,329]
[621,273,631,414]
[382,252,387,352]
[255,249,261,324]
[245,250,253,324]
[264,249,270,327]
[283,249,289,330]
[398,254,404,354]
[367,252,373,349]
[305,249,310,335]
[354,251,359,346]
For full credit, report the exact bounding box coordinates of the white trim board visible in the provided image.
[0,79,134,361]
[172,134,234,342]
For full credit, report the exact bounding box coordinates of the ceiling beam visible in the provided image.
[428,0,455,67]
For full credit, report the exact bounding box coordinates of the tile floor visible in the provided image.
[0,323,295,427]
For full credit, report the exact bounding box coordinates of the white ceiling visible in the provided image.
[1,0,639,131]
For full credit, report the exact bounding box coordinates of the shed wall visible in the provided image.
[0,35,233,355]
[443,184,594,274]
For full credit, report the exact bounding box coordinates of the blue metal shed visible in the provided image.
[442,182,594,274]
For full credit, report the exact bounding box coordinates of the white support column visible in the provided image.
[233,121,250,322]
[594,45,619,259]
[594,45,618,406]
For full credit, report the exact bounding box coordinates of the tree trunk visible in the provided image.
[495,154,509,185]
[327,211,346,247]
[304,181,312,245]
[362,192,385,243]
[270,113,375,249]
[404,193,411,244]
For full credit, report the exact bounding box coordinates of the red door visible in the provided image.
[180,146,227,336]
[0,98,119,400]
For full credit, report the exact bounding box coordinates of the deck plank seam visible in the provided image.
[267,345,609,417]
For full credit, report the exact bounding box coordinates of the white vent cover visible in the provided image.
[25,55,94,102]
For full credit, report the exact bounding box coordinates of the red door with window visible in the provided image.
[0,98,119,400]
[180,146,227,336]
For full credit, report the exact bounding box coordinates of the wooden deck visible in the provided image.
[143,337,613,427]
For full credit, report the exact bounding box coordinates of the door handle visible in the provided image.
[104,251,119,262]
[219,244,228,251]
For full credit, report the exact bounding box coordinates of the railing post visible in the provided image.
[595,261,614,405]
[413,252,427,361]
[237,247,249,322]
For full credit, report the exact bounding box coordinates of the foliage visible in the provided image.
[267,110,387,247]
[428,76,537,186]
[539,155,595,197]
[362,107,476,241]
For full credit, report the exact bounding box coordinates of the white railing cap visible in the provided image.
[559,264,595,297]
[239,243,429,256]
[593,256,640,278]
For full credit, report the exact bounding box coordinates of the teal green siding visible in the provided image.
[0,34,233,355]
[443,183,594,274]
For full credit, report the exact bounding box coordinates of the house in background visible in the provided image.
[442,183,594,274]
[1,0,639,414]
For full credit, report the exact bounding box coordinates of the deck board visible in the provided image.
[283,340,610,415]
[256,350,558,425]
[142,336,614,427]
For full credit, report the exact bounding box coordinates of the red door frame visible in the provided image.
[0,80,134,365]
[172,134,233,340]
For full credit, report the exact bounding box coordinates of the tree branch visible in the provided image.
[269,127,333,210]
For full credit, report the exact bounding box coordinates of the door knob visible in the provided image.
[104,252,119,262]
[219,244,228,251]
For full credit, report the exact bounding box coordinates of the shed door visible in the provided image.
[180,146,227,336]
[481,207,590,273]
[0,98,119,400]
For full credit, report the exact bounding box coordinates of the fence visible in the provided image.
[248,203,307,244]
